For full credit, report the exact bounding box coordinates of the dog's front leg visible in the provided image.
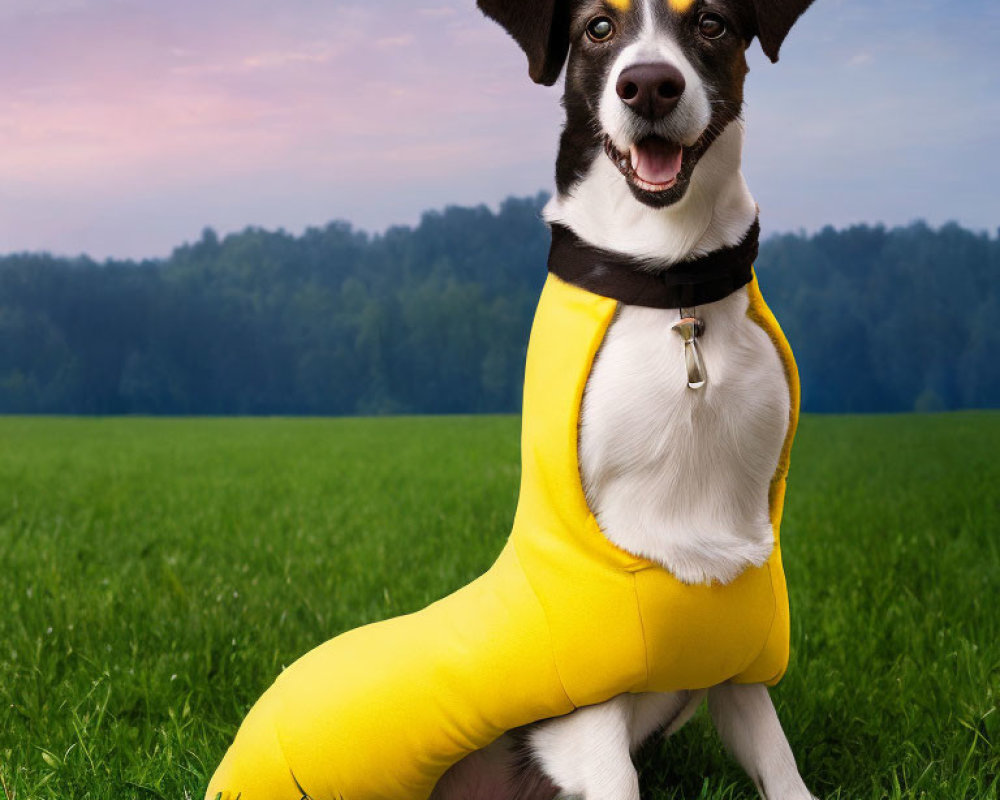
[708,683,818,800]
[528,694,640,800]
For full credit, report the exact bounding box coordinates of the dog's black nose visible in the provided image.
[616,63,686,120]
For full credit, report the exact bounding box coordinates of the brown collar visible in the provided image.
[547,219,760,309]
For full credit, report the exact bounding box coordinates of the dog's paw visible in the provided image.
[766,789,819,800]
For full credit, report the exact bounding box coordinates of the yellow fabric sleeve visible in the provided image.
[206,272,799,799]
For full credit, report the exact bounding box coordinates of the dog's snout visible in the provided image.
[616,63,686,121]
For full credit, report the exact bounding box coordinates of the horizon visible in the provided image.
[4,196,998,265]
[2,0,998,260]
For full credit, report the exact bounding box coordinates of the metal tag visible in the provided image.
[671,310,706,390]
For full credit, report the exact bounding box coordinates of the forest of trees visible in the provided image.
[1,193,997,415]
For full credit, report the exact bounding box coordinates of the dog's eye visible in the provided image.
[697,12,727,40]
[586,17,615,43]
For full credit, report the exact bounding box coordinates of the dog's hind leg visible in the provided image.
[430,735,559,800]
[707,683,817,800]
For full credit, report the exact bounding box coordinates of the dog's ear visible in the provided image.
[749,0,816,62]
[477,0,571,86]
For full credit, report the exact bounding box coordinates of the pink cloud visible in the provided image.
[0,1,556,196]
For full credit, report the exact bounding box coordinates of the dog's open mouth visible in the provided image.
[605,135,683,192]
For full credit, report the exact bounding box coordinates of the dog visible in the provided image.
[432,0,819,798]
[204,1,819,798]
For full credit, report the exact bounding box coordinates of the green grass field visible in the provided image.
[1,414,998,800]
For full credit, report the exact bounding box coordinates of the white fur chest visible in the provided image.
[579,288,790,586]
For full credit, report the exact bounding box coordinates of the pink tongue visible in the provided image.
[630,139,682,185]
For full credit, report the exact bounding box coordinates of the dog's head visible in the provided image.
[479,0,815,208]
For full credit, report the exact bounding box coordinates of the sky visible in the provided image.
[0,0,997,260]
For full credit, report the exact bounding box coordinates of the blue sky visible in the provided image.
[0,0,997,259]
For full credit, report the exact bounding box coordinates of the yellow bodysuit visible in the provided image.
[206,272,800,800]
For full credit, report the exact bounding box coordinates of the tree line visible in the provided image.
[1,193,997,415]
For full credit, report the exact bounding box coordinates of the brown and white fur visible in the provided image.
[433,1,819,798]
